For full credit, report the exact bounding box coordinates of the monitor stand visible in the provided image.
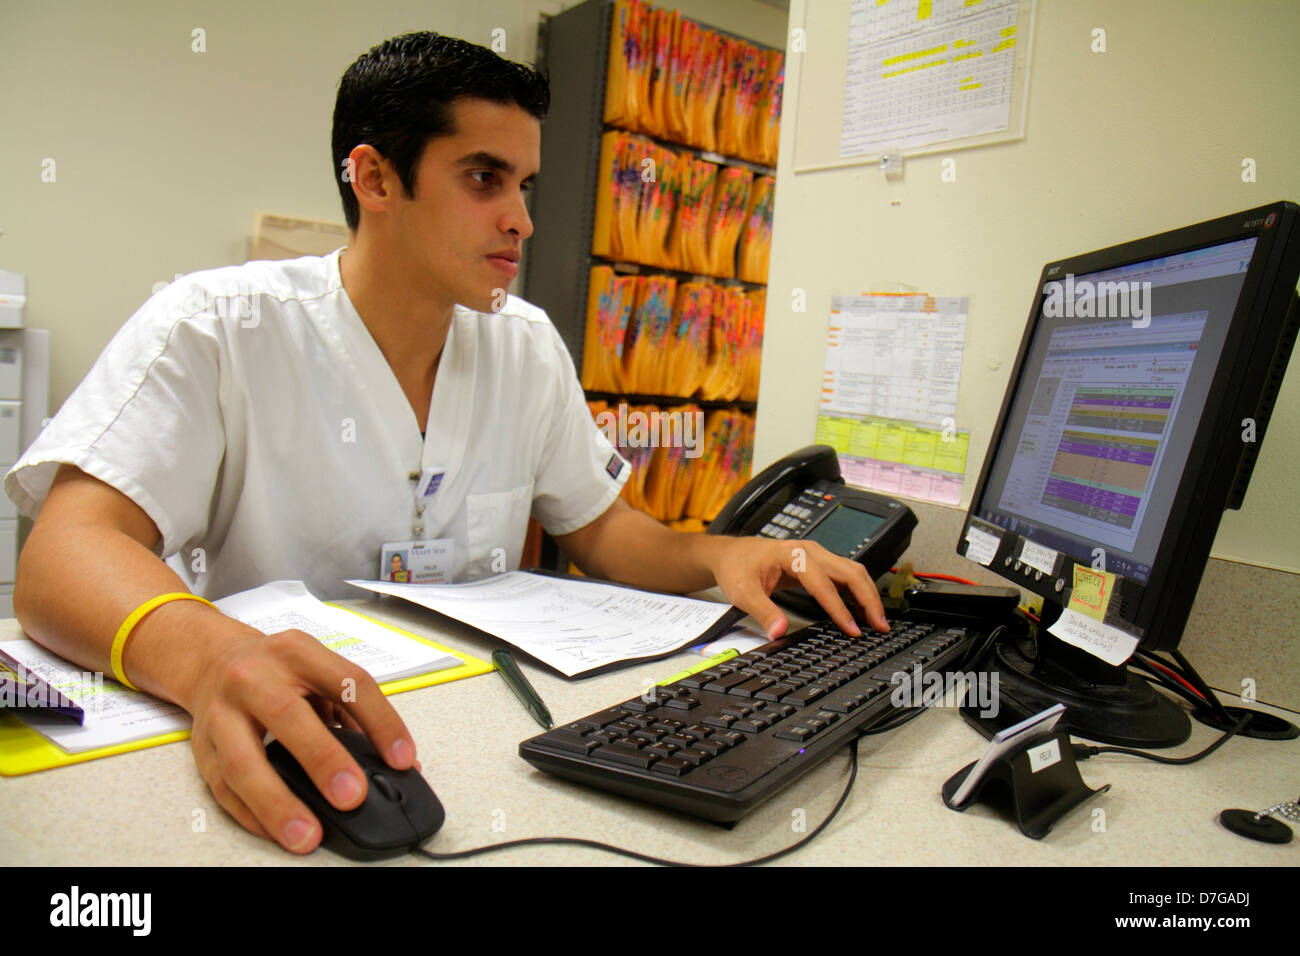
[963,604,1191,748]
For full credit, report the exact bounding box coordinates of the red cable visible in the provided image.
[888,567,978,587]
[1139,654,1207,701]
[914,572,978,586]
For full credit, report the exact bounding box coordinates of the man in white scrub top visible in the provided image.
[6,32,888,855]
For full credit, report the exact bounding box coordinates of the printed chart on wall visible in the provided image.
[816,293,970,505]
[793,0,1034,171]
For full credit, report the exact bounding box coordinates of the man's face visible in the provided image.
[389,97,540,314]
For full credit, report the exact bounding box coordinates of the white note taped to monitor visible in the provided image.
[1020,541,1058,575]
[1048,607,1140,667]
[964,527,1000,566]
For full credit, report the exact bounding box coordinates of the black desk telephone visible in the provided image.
[708,445,1018,623]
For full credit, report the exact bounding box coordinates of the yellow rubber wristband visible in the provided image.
[111,592,215,691]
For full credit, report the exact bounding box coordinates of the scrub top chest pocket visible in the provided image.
[466,482,534,578]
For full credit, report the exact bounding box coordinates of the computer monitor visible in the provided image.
[959,201,1300,747]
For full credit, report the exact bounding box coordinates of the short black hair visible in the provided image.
[332,32,550,231]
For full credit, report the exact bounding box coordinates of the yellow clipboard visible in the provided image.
[0,606,492,777]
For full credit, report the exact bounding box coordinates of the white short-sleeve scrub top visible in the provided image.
[5,250,629,600]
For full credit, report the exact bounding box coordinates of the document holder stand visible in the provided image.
[940,730,1110,839]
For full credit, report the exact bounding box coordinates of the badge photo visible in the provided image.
[380,539,455,584]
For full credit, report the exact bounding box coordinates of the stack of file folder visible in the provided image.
[583,0,776,534]
[700,286,764,403]
[583,267,764,402]
[684,407,754,522]
[737,175,774,284]
[591,132,773,282]
[604,0,783,167]
[588,400,754,526]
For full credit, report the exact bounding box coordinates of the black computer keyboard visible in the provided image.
[519,614,979,822]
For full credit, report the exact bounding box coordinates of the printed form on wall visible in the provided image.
[841,0,1024,159]
[816,292,969,505]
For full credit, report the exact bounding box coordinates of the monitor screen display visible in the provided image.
[971,237,1258,583]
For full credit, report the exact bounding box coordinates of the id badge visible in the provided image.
[380,539,454,583]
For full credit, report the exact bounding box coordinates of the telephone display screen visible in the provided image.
[806,504,887,556]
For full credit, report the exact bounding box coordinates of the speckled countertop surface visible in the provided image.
[1,593,1296,867]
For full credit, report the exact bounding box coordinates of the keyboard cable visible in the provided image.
[412,626,1003,864]
[411,736,866,867]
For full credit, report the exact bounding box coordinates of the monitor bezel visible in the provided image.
[960,200,1300,651]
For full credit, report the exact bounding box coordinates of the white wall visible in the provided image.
[0,0,783,418]
[756,0,1300,572]
[5,0,1294,573]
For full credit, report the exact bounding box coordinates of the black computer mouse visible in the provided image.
[265,726,444,861]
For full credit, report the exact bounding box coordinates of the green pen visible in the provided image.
[492,649,553,730]
[656,647,739,686]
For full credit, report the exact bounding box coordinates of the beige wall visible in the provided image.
[3,0,1295,659]
[0,0,783,418]
[757,0,1300,575]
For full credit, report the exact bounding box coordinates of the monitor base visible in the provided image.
[963,638,1192,749]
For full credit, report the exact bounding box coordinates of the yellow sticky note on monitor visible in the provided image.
[1069,565,1116,621]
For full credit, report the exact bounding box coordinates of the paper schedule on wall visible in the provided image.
[817,292,969,506]
[815,413,967,505]
[839,0,1028,159]
[821,293,967,423]
[792,0,1033,172]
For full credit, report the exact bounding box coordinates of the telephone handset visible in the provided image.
[708,445,918,620]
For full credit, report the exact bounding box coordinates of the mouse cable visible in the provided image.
[1071,710,1253,765]
[411,737,862,867]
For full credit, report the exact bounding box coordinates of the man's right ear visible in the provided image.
[346,145,397,219]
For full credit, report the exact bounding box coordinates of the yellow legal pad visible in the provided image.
[0,606,492,776]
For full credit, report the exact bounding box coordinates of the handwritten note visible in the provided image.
[1068,566,1116,622]
[1048,607,1140,667]
[963,526,1000,566]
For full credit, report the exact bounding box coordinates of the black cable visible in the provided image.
[410,737,863,867]
[1168,648,1236,723]
[959,624,1005,671]
[1127,655,1211,711]
[1072,711,1253,765]
[859,701,930,735]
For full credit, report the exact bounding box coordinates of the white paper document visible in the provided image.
[214,580,461,683]
[963,526,1001,566]
[1,638,191,753]
[6,580,459,754]
[347,572,736,678]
